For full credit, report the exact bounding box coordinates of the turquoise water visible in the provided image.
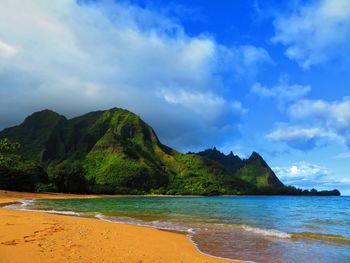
[14,196,350,263]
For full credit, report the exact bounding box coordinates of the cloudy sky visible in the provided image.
[1,0,350,194]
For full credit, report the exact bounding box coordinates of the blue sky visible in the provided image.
[0,0,350,194]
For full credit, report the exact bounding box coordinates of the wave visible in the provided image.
[20,199,34,207]
[40,210,81,216]
[238,225,350,244]
[3,199,34,209]
[240,225,292,239]
[15,207,80,216]
[4,199,80,216]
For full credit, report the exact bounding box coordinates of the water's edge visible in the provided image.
[5,197,349,263]
[4,199,253,263]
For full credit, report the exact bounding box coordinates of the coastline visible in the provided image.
[0,190,239,263]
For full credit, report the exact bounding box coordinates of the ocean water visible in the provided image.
[10,196,350,263]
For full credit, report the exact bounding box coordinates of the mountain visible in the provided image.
[195,148,284,189]
[239,152,284,188]
[0,110,67,162]
[0,108,340,196]
[194,147,243,171]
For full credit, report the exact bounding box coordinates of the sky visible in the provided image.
[0,0,350,194]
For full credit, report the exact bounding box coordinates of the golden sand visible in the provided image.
[0,190,235,263]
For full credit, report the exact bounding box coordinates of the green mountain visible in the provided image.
[193,147,243,171]
[194,148,284,189]
[0,110,67,162]
[0,108,340,196]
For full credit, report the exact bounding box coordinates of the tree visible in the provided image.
[0,138,20,155]
[0,138,49,192]
[49,161,88,193]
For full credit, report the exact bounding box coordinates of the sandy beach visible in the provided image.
[0,190,234,263]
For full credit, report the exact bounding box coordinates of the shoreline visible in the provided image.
[0,190,242,263]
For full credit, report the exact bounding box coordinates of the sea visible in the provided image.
[7,196,350,263]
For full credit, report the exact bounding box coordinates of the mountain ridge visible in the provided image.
[0,108,341,196]
[194,148,284,188]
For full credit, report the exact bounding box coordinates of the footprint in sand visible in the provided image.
[1,240,19,246]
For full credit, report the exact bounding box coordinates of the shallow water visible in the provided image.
[10,196,350,263]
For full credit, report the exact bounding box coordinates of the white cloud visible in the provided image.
[290,99,350,125]
[266,125,337,150]
[272,0,350,68]
[218,45,273,77]
[0,0,270,150]
[290,165,299,175]
[289,98,350,146]
[251,80,311,107]
[266,97,350,150]
[238,45,273,66]
[267,126,332,140]
[273,161,349,191]
[0,40,18,57]
[160,89,246,124]
[274,162,329,180]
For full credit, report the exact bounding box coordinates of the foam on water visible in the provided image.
[4,200,80,216]
[241,225,292,239]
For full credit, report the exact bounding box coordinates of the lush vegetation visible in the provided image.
[196,148,284,189]
[0,138,50,191]
[0,109,341,196]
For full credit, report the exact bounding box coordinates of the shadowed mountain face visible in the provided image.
[193,147,243,171]
[0,108,340,196]
[194,148,284,189]
[0,110,67,162]
[244,152,284,188]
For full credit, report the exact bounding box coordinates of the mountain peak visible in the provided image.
[23,109,66,124]
[249,151,261,158]
[29,109,61,116]
[106,107,136,116]
[0,109,67,162]
[247,151,267,166]
[249,151,262,159]
[195,147,243,171]
[107,107,125,114]
[39,109,59,114]
[243,151,284,188]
